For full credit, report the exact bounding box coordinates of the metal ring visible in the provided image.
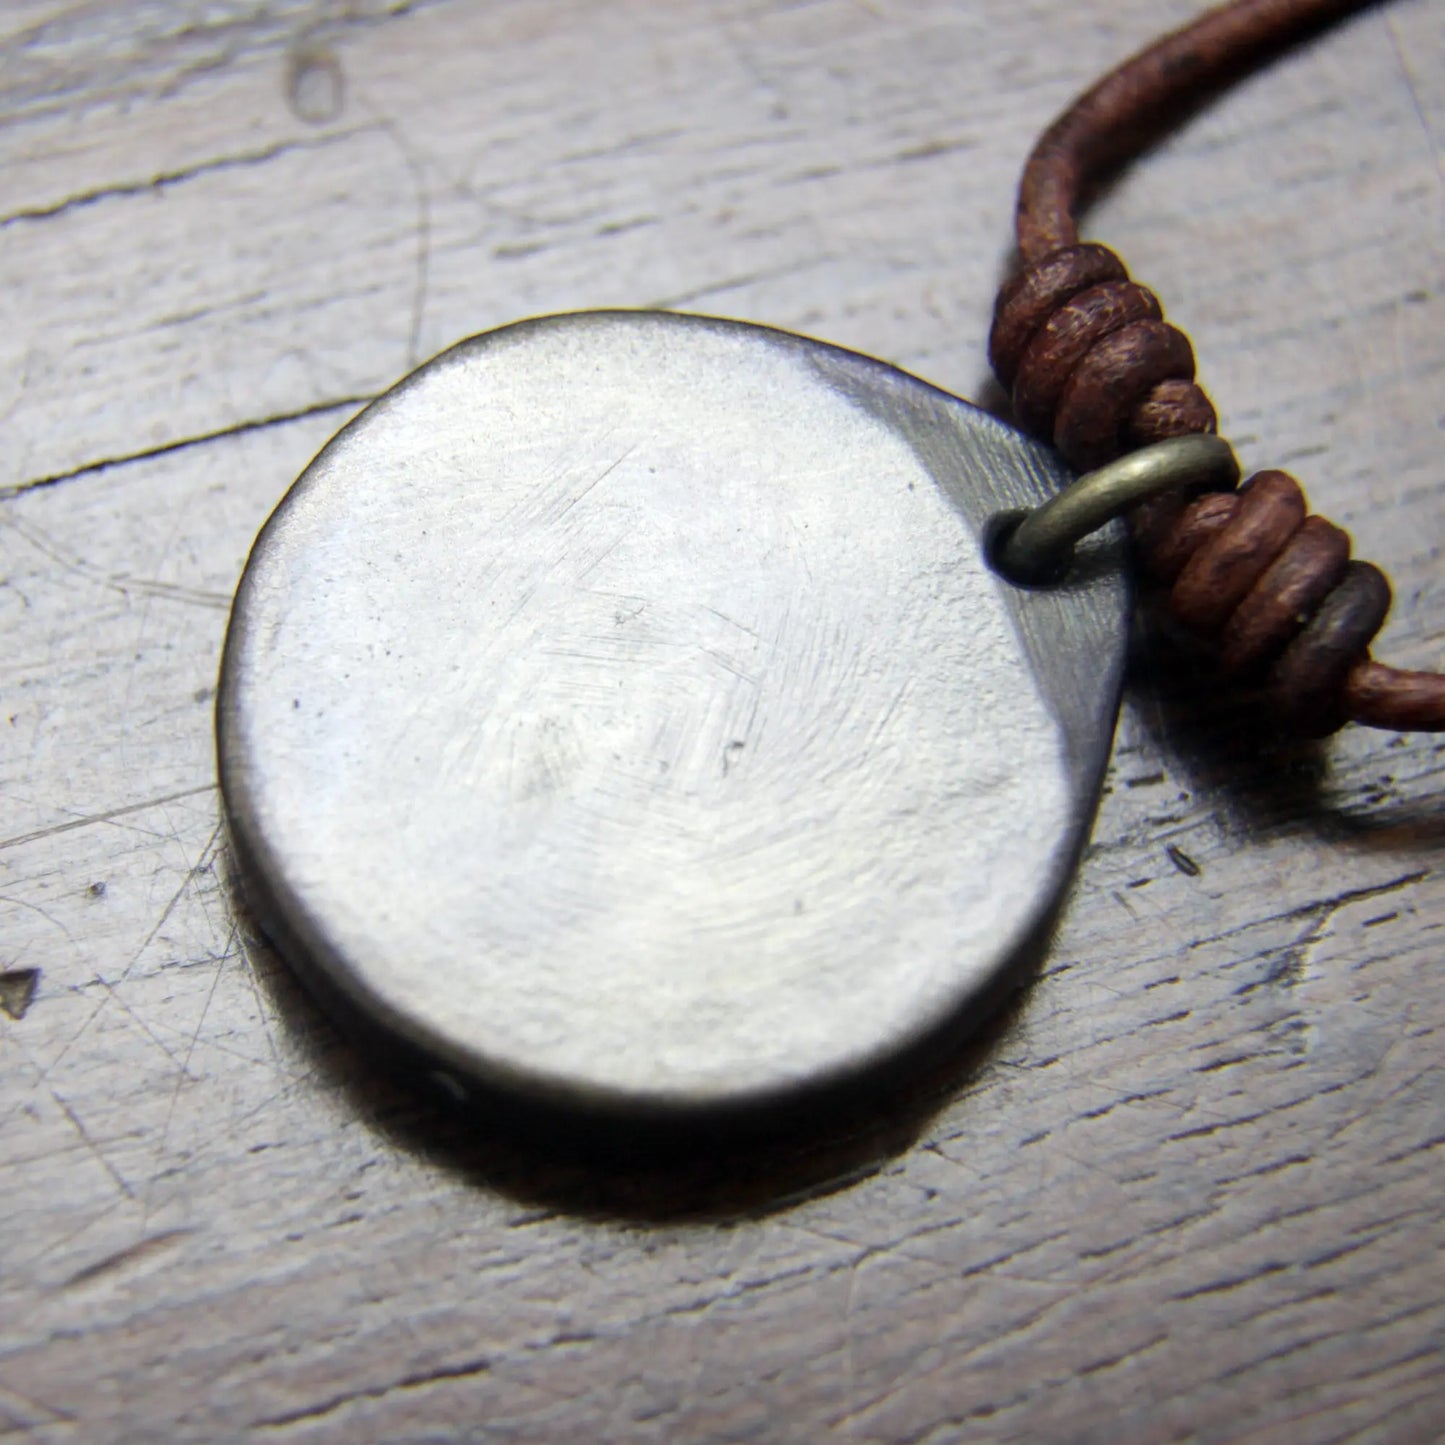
[992,434,1240,585]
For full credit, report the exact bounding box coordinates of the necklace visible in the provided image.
[216,0,1442,1133]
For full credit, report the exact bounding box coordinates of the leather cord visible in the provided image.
[990,0,1443,734]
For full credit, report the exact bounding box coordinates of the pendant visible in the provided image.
[217,310,1129,1125]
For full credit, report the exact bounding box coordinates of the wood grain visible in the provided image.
[2,1,1441,1439]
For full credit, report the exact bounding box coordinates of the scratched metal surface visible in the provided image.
[2,1,1443,1440]
[217,309,1125,1116]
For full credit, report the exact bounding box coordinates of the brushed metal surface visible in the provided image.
[217,310,1128,1120]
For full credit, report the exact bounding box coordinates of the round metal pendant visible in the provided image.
[218,311,1127,1124]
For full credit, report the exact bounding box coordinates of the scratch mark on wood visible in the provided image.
[1172,1259,1290,1302]
[1378,1131,1445,1168]
[372,118,433,368]
[1384,13,1445,194]
[148,929,229,1214]
[0,890,81,975]
[61,1228,194,1289]
[647,258,820,312]
[0,1379,75,1429]
[0,396,374,502]
[2,514,230,609]
[0,131,373,233]
[116,821,226,983]
[48,1086,134,1200]
[254,1353,493,1431]
[0,785,216,853]
[1143,870,1429,975]
[236,929,285,1076]
[36,823,225,1081]
[1077,1332,1169,1376]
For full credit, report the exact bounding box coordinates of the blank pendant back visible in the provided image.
[217,310,1127,1125]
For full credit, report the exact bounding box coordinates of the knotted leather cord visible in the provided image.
[990,0,1445,734]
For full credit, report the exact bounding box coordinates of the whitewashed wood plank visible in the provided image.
[1,0,1441,1440]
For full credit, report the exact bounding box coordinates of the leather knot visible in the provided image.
[988,0,1444,732]
[1131,474,1391,737]
[989,243,1216,472]
[989,244,1443,734]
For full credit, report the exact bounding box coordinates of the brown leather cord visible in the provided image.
[990,0,1445,733]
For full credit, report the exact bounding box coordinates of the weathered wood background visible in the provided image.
[2,1,1442,1439]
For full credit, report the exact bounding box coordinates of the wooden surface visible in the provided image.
[2,1,1442,1439]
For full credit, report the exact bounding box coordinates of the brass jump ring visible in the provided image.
[993,434,1240,585]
